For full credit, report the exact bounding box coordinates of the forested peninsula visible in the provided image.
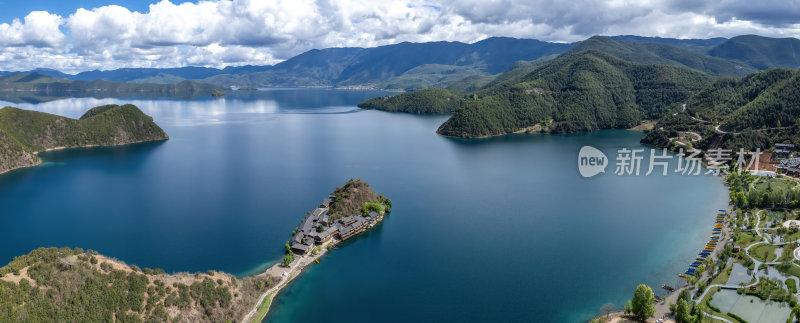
[0,104,169,174]
[362,50,713,138]
[357,38,800,150]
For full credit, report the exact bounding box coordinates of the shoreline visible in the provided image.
[592,175,733,322]
[243,182,390,322]
[0,137,169,177]
[241,238,338,323]
[436,126,650,139]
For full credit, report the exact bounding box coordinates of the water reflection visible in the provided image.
[0,88,387,127]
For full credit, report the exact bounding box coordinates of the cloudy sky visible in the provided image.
[1,0,798,73]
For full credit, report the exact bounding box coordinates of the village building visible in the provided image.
[337,215,367,241]
[778,158,800,177]
[775,143,795,158]
[319,195,336,208]
[289,195,386,255]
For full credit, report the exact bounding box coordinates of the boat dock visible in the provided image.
[679,209,727,278]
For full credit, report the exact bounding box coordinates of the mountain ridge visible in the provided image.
[434,50,714,137]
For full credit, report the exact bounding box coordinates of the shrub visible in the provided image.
[362,202,382,215]
[727,312,748,323]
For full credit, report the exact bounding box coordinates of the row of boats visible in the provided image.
[678,209,726,279]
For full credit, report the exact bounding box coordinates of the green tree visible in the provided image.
[362,202,382,215]
[789,305,800,323]
[678,288,692,303]
[731,191,748,207]
[629,284,655,321]
[282,254,294,266]
[675,298,692,323]
[696,264,705,277]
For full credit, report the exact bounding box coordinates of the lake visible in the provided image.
[0,89,729,322]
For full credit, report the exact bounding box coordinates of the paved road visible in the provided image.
[678,102,792,134]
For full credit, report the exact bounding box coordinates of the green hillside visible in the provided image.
[560,36,756,76]
[436,50,713,137]
[445,75,495,93]
[0,104,168,173]
[0,247,273,322]
[708,35,800,70]
[641,69,800,150]
[477,55,559,91]
[357,88,465,114]
[686,69,799,130]
[378,64,489,91]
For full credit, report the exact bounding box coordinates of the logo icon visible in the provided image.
[578,146,608,178]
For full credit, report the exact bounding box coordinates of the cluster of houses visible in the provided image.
[775,144,800,177]
[778,158,800,177]
[290,195,383,255]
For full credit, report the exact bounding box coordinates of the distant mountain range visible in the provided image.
[3,34,795,92]
[0,72,221,104]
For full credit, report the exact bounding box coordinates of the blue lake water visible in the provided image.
[0,89,729,322]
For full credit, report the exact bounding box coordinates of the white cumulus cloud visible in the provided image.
[0,0,796,72]
[0,11,65,48]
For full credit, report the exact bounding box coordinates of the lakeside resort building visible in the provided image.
[290,195,384,255]
[758,143,800,177]
[778,157,800,177]
[775,143,795,158]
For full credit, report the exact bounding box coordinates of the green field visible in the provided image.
[753,177,796,191]
[750,244,779,262]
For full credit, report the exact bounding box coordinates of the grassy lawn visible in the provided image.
[735,231,761,247]
[759,212,776,229]
[784,230,800,242]
[778,244,797,262]
[251,292,275,323]
[763,211,792,227]
[753,177,795,191]
[751,244,779,262]
[710,262,732,286]
[786,278,798,293]
[775,263,800,278]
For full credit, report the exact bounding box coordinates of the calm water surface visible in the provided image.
[0,90,729,322]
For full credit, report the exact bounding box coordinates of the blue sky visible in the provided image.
[0,0,798,73]
[0,0,157,23]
